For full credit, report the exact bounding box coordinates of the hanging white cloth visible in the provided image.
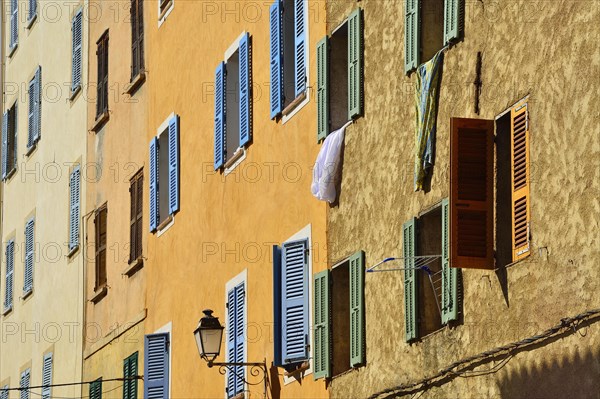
[311,122,351,203]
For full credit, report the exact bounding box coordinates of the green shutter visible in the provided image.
[349,250,365,367]
[348,8,363,119]
[403,218,418,341]
[313,269,330,380]
[404,0,420,73]
[444,0,461,44]
[441,198,458,323]
[123,352,138,399]
[316,36,329,142]
[89,378,102,399]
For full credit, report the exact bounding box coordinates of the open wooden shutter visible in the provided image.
[131,0,139,79]
[123,352,138,399]
[137,0,144,72]
[41,352,52,399]
[10,0,18,49]
[168,115,179,215]
[28,78,36,148]
[95,207,107,289]
[72,10,83,93]
[69,166,81,251]
[316,36,329,142]
[511,103,531,261]
[149,137,158,232]
[349,250,365,367]
[89,379,102,399]
[313,269,330,380]
[35,67,41,141]
[214,62,226,170]
[1,386,8,399]
[441,198,458,323]
[348,8,363,119]
[28,0,37,21]
[2,111,7,179]
[20,369,31,399]
[444,0,462,44]
[269,0,283,118]
[24,219,35,294]
[144,333,169,399]
[404,0,419,73]
[96,40,104,118]
[4,241,14,311]
[403,218,417,341]
[239,33,252,147]
[450,118,494,269]
[226,282,245,397]
[294,0,307,97]
[272,245,283,367]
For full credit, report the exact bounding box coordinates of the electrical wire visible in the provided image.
[28,382,126,399]
[0,376,141,392]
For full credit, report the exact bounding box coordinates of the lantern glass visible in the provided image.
[194,309,224,363]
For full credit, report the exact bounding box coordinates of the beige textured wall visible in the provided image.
[325,0,600,397]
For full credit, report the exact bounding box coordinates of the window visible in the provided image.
[71,9,83,96]
[129,170,143,263]
[69,166,81,253]
[225,275,246,398]
[316,9,363,141]
[214,33,252,170]
[96,32,109,120]
[144,333,169,398]
[123,352,138,399]
[27,0,37,26]
[41,352,53,399]
[20,369,30,399]
[9,0,18,54]
[27,67,42,150]
[2,103,18,180]
[269,0,309,118]
[149,115,179,232]
[24,218,35,296]
[3,240,15,312]
[131,0,145,80]
[313,251,364,380]
[94,205,107,290]
[89,378,102,399]
[404,0,464,73]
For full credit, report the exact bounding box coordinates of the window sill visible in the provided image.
[22,289,33,301]
[282,92,307,117]
[123,257,144,277]
[125,71,146,96]
[283,361,310,378]
[69,85,82,102]
[156,215,174,237]
[230,393,245,399]
[91,112,110,132]
[8,44,18,58]
[67,245,79,258]
[26,14,37,29]
[2,306,13,316]
[90,286,108,304]
[224,147,247,175]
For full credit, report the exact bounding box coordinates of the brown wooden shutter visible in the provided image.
[95,206,108,289]
[129,171,143,262]
[450,118,494,269]
[138,0,144,72]
[511,102,530,261]
[131,0,139,79]
[96,41,103,118]
[102,36,109,114]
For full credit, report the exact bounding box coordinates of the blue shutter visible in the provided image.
[226,287,237,396]
[214,62,226,170]
[168,115,179,215]
[41,352,53,399]
[20,369,31,399]
[226,283,245,397]
[71,10,83,93]
[239,33,252,148]
[1,386,8,399]
[69,166,81,251]
[272,245,283,367]
[28,79,35,148]
[24,218,35,294]
[294,0,307,97]
[281,238,309,364]
[2,111,7,179]
[269,0,283,119]
[144,333,169,399]
[28,0,36,22]
[34,67,42,142]
[149,137,158,232]
[10,0,18,50]
[4,240,14,311]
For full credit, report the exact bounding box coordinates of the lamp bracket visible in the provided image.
[208,360,268,397]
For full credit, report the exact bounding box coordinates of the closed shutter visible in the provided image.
[11,106,17,172]
[10,0,18,49]
[239,33,252,147]
[440,198,458,323]
[69,166,81,251]
[28,78,35,148]
[511,103,531,261]
[403,218,417,342]
[316,36,329,142]
[137,0,144,72]
[41,352,52,399]
[123,352,138,399]
[95,207,107,289]
[2,111,7,179]
[149,137,158,232]
[96,41,103,117]
[168,115,179,214]
[24,219,35,294]
[28,0,36,21]
[313,269,330,380]
[450,118,494,269]
[4,240,14,311]
[272,245,283,367]
[130,171,143,261]
[102,38,109,114]
[144,333,170,399]
[349,250,365,366]
[404,0,419,73]
[20,369,30,399]
[214,62,226,170]
[226,282,245,397]
[348,8,363,120]
[1,386,8,399]
[269,0,283,118]
[35,67,41,142]
[294,0,307,97]
[443,0,462,44]
[131,0,139,79]
[281,238,309,364]
[72,10,83,93]
[89,379,102,399]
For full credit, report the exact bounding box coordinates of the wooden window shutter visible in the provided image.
[348,8,363,120]
[349,250,365,367]
[95,207,107,289]
[226,283,245,397]
[511,103,531,261]
[69,166,81,251]
[10,0,18,49]
[4,240,14,311]
[28,78,36,148]
[35,66,41,142]
[404,0,420,73]
[149,137,158,232]
[403,218,418,341]
[214,62,226,170]
[41,352,53,399]
[313,269,330,380]
[28,0,37,21]
[450,118,494,269]
[443,0,463,44]
[441,198,458,323]
[136,172,143,259]
[102,37,109,114]
[96,40,103,118]
[0,386,8,399]
[168,115,179,214]
[129,174,142,262]
[123,352,138,399]
[272,245,283,367]
[72,10,83,93]
[138,0,144,72]
[269,0,283,118]
[239,33,252,147]
[294,0,307,97]
[131,0,139,79]
[20,369,31,399]
[316,36,329,142]
[24,219,35,294]
[89,378,102,399]
[144,333,170,398]
[2,111,7,179]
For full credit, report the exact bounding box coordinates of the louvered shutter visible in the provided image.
[313,269,330,380]
[24,219,35,294]
[28,0,36,21]
[511,103,531,261]
[404,0,419,73]
[281,238,309,364]
[138,0,144,72]
[403,218,417,341]
[89,379,102,399]
[348,8,363,120]
[136,174,143,257]
[168,115,179,215]
[20,369,30,399]
[149,137,158,232]
[239,33,252,147]
[269,0,283,118]
[144,333,169,399]
[272,245,283,367]
[444,0,462,44]
[131,0,139,79]
[72,11,83,93]
[96,41,104,117]
[316,36,329,142]
[35,67,42,142]
[226,283,245,397]
[214,62,226,170]
[4,240,14,311]
[2,112,7,179]
[41,352,53,399]
[130,177,138,262]
[294,0,307,97]
[69,166,81,251]
[28,79,35,148]
[123,352,138,399]
[450,118,494,269]
[1,386,8,399]
[10,0,18,49]
[349,250,365,366]
[441,198,458,323]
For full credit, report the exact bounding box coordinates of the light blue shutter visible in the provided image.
[10,0,18,50]
[71,10,83,93]
[28,0,36,22]
[349,250,365,367]
[34,67,42,142]
[168,115,179,215]
[144,333,169,399]
[272,245,283,367]
[28,79,35,148]
[404,0,420,73]
[269,0,283,119]
[69,166,81,251]
[316,36,329,142]
[441,198,458,323]
[226,287,237,396]
[444,0,460,44]
[2,111,7,179]
[1,386,8,399]
[403,218,417,341]
[149,137,158,232]
[226,283,245,397]
[4,241,14,311]
[294,0,307,97]
[313,269,330,380]
[20,369,30,399]
[41,352,53,399]
[24,218,35,294]
[281,238,309,364]
[348,8,363,119]
[214,62,226,170]
[239,33,251,147]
